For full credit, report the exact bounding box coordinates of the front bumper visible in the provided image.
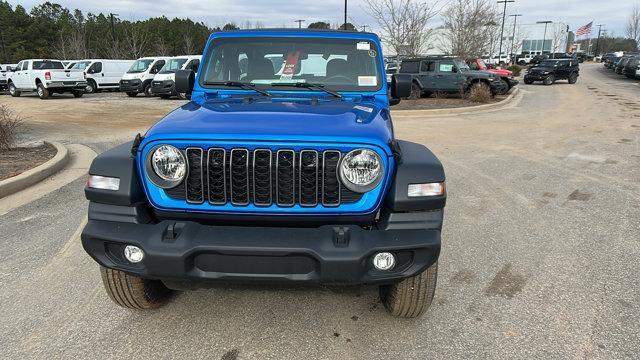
[506,78,519,88]
[489,80,508,94]
[119,79,142,93]
[151,80,175,95]
[82,218,441,285]
[524,73,548,81]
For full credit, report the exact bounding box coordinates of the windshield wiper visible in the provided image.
[203,81,271,96]
[269,82,343,99]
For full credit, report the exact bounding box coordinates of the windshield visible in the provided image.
[540,60,560,67]
[160,58,188,73]
[127,59,154,73]
[71,61,92,70]
[454,59,470,71]
[33,61,64,70]
[200,37,382,92]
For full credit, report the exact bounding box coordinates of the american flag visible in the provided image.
[576,21,593,36]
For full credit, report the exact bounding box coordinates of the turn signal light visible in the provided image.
[87,175,120,191]
[407,182,446,197]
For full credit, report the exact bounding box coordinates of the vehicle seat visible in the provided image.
[326,59,349,78]
[245,58,275,81]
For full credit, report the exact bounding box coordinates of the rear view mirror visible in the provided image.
[390,73,411,104]
[452,66,458,73]
[175,69,195,95]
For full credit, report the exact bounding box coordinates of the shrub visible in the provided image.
[0,105,23,150]
[467,83,492,103]
[507,65,524,77]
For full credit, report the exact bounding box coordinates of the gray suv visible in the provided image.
[399,56,507,99]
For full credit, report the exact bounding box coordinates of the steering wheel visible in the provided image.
[325,75,354,84]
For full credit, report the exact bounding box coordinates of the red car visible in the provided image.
[466,59,518,94]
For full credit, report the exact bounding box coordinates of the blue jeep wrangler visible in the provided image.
[82,29,446,318]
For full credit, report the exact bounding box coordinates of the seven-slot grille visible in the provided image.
[165,147,364,207]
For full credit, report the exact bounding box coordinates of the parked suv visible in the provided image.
[82,29,447,318]
[400,56,507,98]
[615,57,630,75]
[524,59,579,85]
[622,55,640,79]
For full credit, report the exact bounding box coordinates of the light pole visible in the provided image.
[537,20,552,56]
[295,19,305,29]
[509,14,522,63]
[344,0,348,30]
[594,24,604,57]
[497,0,515,63]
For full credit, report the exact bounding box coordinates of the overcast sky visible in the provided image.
[10,0,633,37]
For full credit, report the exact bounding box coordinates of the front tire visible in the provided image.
[37,83,49,99]
[379,261,438,318]
[523,78,533,85]
[100,266,173,309]
[568,73,578,84]
[8,82,20,97]
[543,74,555,85]
[72,90,83,98]
[126,92,137,97]
[143,83,153,97]
[499,79,510,94]
[85,80,97,94]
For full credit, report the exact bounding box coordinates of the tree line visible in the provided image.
[0,1,241,63]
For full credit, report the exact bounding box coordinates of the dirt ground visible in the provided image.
[0,142,56,180]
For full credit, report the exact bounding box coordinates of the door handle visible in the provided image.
[101,73,104,77]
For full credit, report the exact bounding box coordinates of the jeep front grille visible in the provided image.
[165,148,362,207]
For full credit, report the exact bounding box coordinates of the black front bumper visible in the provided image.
[524,73,548,81]
[82,217,441,285]
[119,79,142,93]
[151,80,175,95]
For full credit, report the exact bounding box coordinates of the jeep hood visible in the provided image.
[143,97,393,153]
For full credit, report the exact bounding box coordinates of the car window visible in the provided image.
[71,61,92,70]
[467,61,479,70]
[89,62,102,73]
[22,61,29,70]
[33,61,64,70]
[400,61,420,73]
[420,61,434,72]
[438,61,455,73]
[15,61,22,70]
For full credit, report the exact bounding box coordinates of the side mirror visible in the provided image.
[452,66,459,73]
[175,69,195,95]
[390,73,411,103]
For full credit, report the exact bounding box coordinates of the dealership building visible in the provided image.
[420,21,573,56]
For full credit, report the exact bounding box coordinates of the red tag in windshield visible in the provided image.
[281,51,300,78]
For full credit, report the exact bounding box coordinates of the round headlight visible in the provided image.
[149,145,186,187]
[339,149,383,193]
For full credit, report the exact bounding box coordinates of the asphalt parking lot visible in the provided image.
[0,63,639,359]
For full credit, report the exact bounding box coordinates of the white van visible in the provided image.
[151,55,201,99]
[119,57,170,97]
[71,59,135,93]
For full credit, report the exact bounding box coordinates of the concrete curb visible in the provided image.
[0,141,69,199]
[392,87,520,116]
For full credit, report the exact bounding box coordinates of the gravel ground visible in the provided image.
[0,63,638,359]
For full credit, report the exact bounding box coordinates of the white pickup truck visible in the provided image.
[7,59,87,99]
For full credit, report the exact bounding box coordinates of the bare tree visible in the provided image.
[154,34,170,56]
[626,4,640,47]
[551,25,568,55]
[363,0,440,63]
[440,0,500,56]
[123,25,150,58]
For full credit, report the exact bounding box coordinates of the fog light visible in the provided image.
[124,245,144,263]
[373,252,395,271]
